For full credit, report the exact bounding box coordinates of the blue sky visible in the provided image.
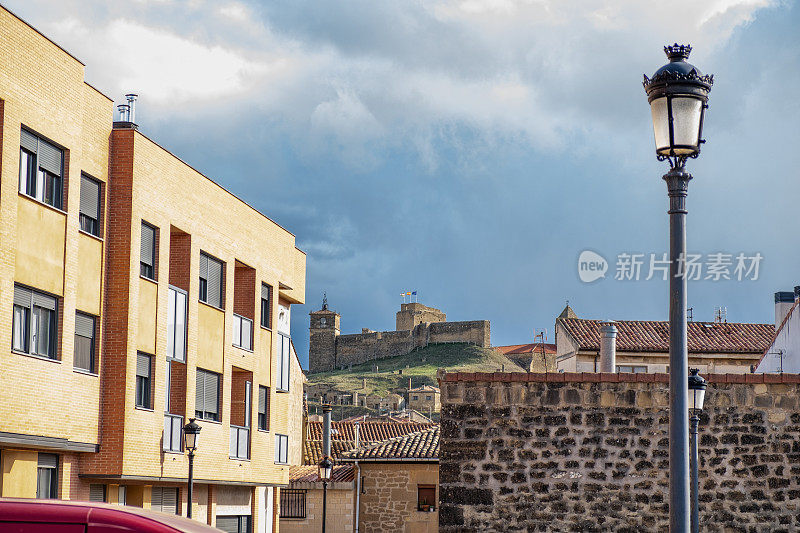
[7,0,799,368]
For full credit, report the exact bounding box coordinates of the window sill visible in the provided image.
[198,300,225,312]
[276,388,290,394]
[140,275,158,284]
[232,345,254,353]
[274,462,289,466]
[257,428,270,434]
[135,406,154,413]
[229,457,251,462]
[196,418,221,425]
[18,192,67,215]
[78,229,104,242]
[14,350,60,364]
[73,368,98,377]
[260,325,272,332]
[163,449,184,455]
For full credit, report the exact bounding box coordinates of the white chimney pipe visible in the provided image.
[125,93,138,123]
[599,321,617,373]
[354,422,360,450]
[117,104,130,122]
[775,292,794,328]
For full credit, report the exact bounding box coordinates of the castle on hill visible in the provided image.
[308,299,490,373]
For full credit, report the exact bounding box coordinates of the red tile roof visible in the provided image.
[559,318,773,354]
[408,385,440,393]
[495,343,556,355]
[303,440,358,465]
[306,420,432,442]
[289,464,355,483]
[340,427,439,461]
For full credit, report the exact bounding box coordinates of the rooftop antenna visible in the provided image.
[687,307,693,322]
[534,329,548,371]
[714,306,727,324]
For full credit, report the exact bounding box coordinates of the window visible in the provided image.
[258,386,269,431]
[195,368,220,421]
[426,395,433,401]
[151,487,179,514]
[13,285,58,359]
[232,314,253,350]
[417,485,436,511]
[167,287,187,361]
[276,334,291,392]
[413,395,419,401]
[163,413,183,452]
[215,516,251,533]
[19,129,64,210]
[140,222,157,280]
[275,434,288,464]
[74,312,96,373]
[118,486,127,505]
[89,484,106,502]
[280,489,306,519]
[199,252,224,308]
[135,353,153,409]
[260,283,272,328]
[36,454,58,499]
[616,365,648,373]
[79,174,101,236]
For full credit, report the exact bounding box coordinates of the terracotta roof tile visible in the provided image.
[408,385,440,393]
[306,420,432,442]
[289,464,355,483]
[303,440,358,465]
[559,318,773,354]
[340,427,439,461]
[495,343,556,355]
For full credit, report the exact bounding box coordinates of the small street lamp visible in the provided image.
[688,369,707,533]
[643,44,713,533]
[320,403,333,533]
[183,418,201,519]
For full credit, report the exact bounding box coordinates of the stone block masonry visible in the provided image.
[438,372,800,532]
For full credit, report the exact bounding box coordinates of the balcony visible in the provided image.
[230,425,250,460]
[163,413,183,452]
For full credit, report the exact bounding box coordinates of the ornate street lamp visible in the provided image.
[183,418,202,519]
[688,369,707,533]
[643,44,713,533]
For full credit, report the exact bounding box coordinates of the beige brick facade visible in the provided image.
[0,6,306,530]
[358,462,438,533]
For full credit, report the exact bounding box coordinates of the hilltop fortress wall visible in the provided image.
[309,302,490,373]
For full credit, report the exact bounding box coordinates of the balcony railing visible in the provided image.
[230,425,250,459]
[163,413,183,452]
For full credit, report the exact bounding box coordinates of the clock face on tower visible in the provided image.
[320,317,327,326]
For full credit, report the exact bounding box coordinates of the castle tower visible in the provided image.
[396,302,446,331]
[309,294,340,373]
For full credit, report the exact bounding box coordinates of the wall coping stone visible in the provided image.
[438,371,800,384]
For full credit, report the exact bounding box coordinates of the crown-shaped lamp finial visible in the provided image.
[664,43,692,61]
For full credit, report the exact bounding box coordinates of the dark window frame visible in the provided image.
[257,385,269,431]
[36,454,58,499]
[199,251,225,309]
[140,222,157,280]
[279,489,307,519]
[135,352,153,409]
[417,485,436,511]
[195,368,221,422]
[275,433,288,464]
[12,284,58,360]
[79,173,102,237]
[19,129,65,211]
[260,283,272,329]
[74,311,97,373]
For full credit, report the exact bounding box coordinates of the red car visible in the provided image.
[0,499,222,532]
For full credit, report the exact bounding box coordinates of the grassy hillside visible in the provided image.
[307,343,523,397]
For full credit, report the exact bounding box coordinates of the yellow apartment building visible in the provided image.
[0,6,306,531]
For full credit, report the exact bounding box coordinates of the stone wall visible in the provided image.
[397,303,447,331]
[279,487,354,533]
[438,372,800,532]
[359,462,439,532]
[311,321,491,373]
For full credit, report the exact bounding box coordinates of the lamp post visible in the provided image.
[319,455,333,533]
[320,403,333,533]
[183,418,201,519]
[643,44,713,532]
[688,369,707,533]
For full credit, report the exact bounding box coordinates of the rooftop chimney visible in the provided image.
[354,422,360,451]
[117,104,130,122]
[599,321,617,373]
[775,292,794,328]
[125,93,138,123]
